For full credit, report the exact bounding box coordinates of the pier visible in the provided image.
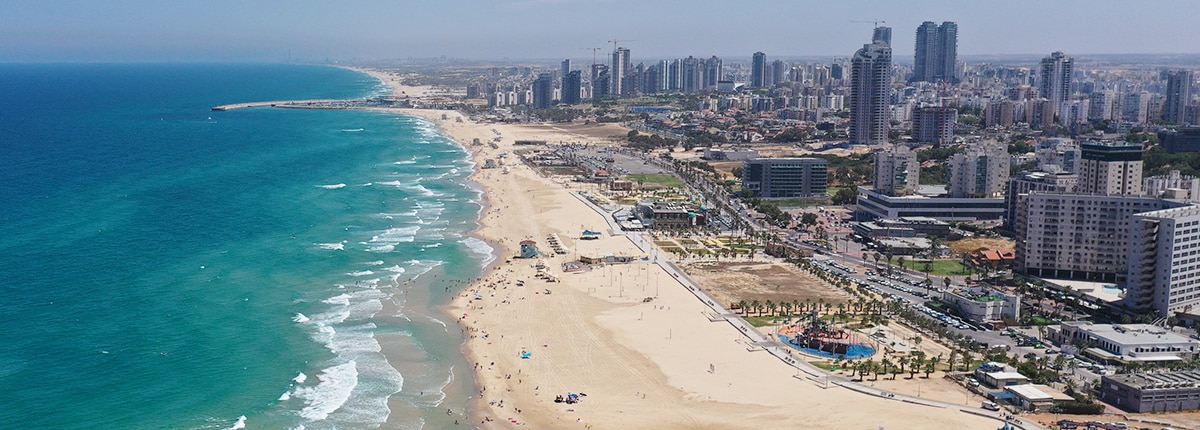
[210,98,403,111]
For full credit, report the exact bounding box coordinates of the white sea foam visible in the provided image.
[365,260,384,266]
[422,243,442,248]
[316,242,346,251]
[367,226,419,252]
[346,270,375,277]
[461,237,496,268]
[341,128,364,132]
[294,372,308,384]
[292,361,359,421]
[293,313,311,323]
[318,183,347,189]
[382,265,406,273]
[228,415,247,430]
[393,160,416,165]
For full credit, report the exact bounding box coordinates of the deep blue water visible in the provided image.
[0,64,486,429]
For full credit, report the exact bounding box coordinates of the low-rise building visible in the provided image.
[855,186,1006,221]
[853,216,953,239]
[975,362,1029,388]
[633,201,707,229]
[1099,371,1200,412]
[1050,322,1200,364]
[942,287,1021,324]
[1005,384,1074,412]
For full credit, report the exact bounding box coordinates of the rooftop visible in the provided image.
[1062,322,1199,347]
[1105,370,1200,390]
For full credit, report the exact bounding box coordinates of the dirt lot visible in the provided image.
[947,237,1016,255]
[682,261,851,309]
[519,122,630,140]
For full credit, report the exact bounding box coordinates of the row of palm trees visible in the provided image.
[845,350,941,380]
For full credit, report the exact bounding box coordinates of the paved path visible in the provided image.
[571,190,1048,430]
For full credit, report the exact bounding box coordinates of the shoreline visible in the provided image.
[349,66,1026,430]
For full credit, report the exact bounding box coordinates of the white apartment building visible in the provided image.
[1127,205,1200,315]
[949,143,1009,198]
[873,146,920,196]
[1015,193,1183,281]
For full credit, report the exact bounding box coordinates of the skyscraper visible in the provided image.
[703,56,723,91]
[872,27,891,45]
[770,59,787,86]
[1039,51,1073,116]
[611,47,630,97]
[1165,70,1194,125]
[562,70,581,105]
[849,28,892,145]
[935,21,958,83]
[751,52,767,88]
[560,59,571,85]
[531,73,553,109]
[912,21,958,83]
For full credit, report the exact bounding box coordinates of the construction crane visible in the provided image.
[579,47,602,68]
[607,39,636,53]
[850,20,886,28]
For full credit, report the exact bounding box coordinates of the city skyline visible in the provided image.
[5,1,1200,63]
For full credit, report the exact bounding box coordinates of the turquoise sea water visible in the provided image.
[0,64,487,429]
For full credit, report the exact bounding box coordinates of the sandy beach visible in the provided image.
[354,67,1024,429]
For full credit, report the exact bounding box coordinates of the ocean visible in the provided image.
[0,64,488,429]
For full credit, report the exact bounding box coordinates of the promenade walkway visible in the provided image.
[570,191,1047,430]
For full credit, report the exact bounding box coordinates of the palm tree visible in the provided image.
[923,355,938,378]
[946,351,957,373]
[737,299,748,315]
[824,302,833,316]
[764,300,776,317]
[749,299,762,316]
[943,277,952,291]
[896,256,907,274]
[922,260,933,280]
[873,252,882,269]
[878,358,891,381]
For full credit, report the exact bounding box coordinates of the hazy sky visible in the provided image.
[4,0,1199,63]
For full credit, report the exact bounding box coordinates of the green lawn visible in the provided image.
[626,173,684,188]
[895,259,975,276]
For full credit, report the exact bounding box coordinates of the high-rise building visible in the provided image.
[1127,205,1200,315]
[1088,91,1114,121]
[611,47,630,97]
[531,73,553,109]
[562,70,581,105]
[1004,170,1077,230]
[873,145,919,196]
[560,59,571,85]
[770,59,787,86]
[911,21,959,84]
[849,28,892,145]
[948,143,1008,198]
[593,68,610,98]
[985,99,1015,127]
[1123,91,1152,124]
[1164,70,1194,125]
[1039,51,1073,116]
[911,106,957,143]
[703,56,723,91]
[740,158,828,198]
[1015,193,1180,281]
[681,56,702,94]
[751,52,767,88]
[872,26,892,45]
[1077,141,1145,196]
